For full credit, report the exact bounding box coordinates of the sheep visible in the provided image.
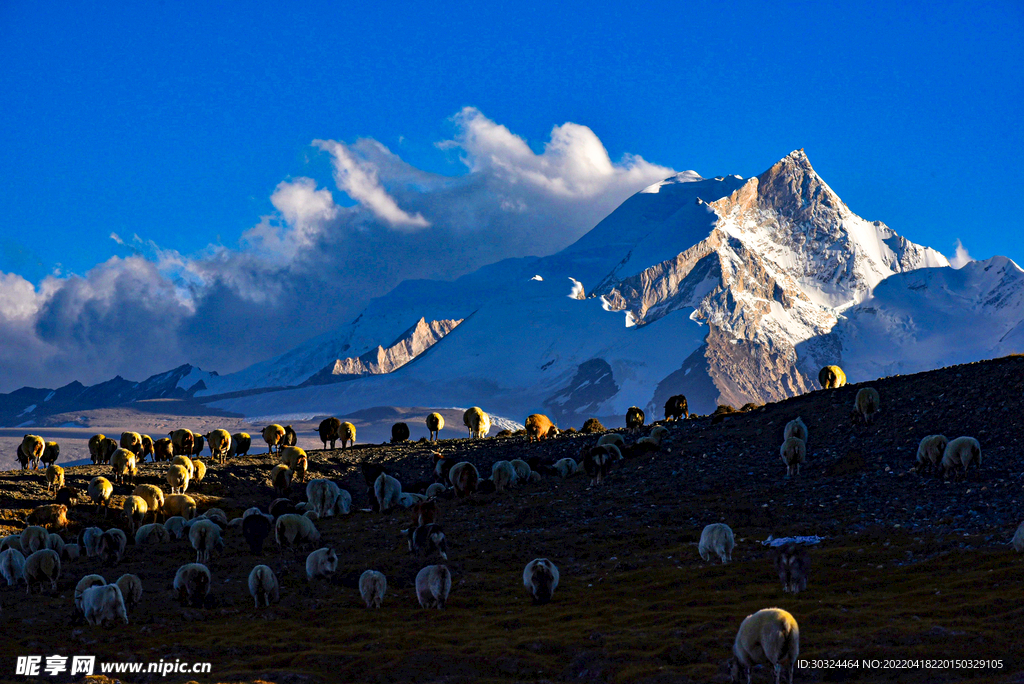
[523,558,559,604]
[916,434,949,475]
[262,424,286,454]
[140,434,154,461]
[774,543,810,594]
[248,564,279,607]
[0,534,23,553]
[448,462,479,497]
[118,431,141,455]
[202,508,229,527]
[110,448,138,486]
[270,464,292,496]
[730,608,800,684]
[374,472,403,512]
[491,460,517,492]
[303,510,320,523]
[169,428,195,456]
[88,434,108,464]
[174,563,211,607]
[426,413,444,441]
[698,523,735,563]
[275,514,320,550]
[192,433,206,456]
[941,436,982,480]
[335,488,353,515]
[306,479,338,518]
[115,573,143,611]
[133,484,165,523]
[45,533,65,556]
[81,583,129,626]
[269,498,296,518]
[206,429,232,463]
[1012,521,1024,552]
[45,464,64,493]
[189,519,225,564]
[88,477,114,516]
[0,548,26,587]
[664,394,689,421]
[41,441,60,467]
[21,434,45,469]
[625,406,645,434]
[397,492,426,509]
[172,454,195,478]
[122,496,148,535]
[416,564,452,609]
[74,574,107,612]
[315,417,340,450]
[24,549,60,594]
[153,438,174,463]
[166,464,191,494]
[306,547,339,581]
[582,446,613,486]
[97,529,127,566]
[341,421,356,449]
[597,433,625,449]
[135,523,171,545]
[55,486,82,508]
[243,512,272,555]
[649,425,669,444]
[282,425,297,447]
[163,494,197,521]
[408,523,449,560]
[95,436,118,464]
[780,437,806,478]
[78,527,103,557]
[553,458,579,479]
[818,364,846,389]
[525,414,558,442]
[783,417,808,444]
[359,570,387,608]
[425,483,447,498]
[391,422,410,443]
[432,453,455,485]
[509,459,532,483]
[410,500,439,527]
[26,504,68,529]
[21,525,49,554]
[61,544,80,562]
[232,432,252,457]
[463,407,491,439]
[193,458,207,487]
[280,445,306,469]
[855,387,880,425]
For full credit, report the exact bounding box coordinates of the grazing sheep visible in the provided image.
[0,534,23,553]
[818,364,846,389]
[463,407,491,439]
[525,414,558,442]
[491,460,517,492]
[774,543,810,594]
[24,549,60,594]
[119,431,142,455]
[698,523,735,563]
[1011,521,1024,552]
[582,446,612,486]
[303,510,320,523]
[201,508,229,527]
[232,432,252,457]
[82,583,129,626]
[243,513,272,555]
[280,445,306,469]
[426,413,444,441]
[270,464,292,496]
[78,527,103,558]
[916,434,949,475]
[625,406,645,434]
[597,433,625,449]
[340,421,356,449]
[0,548,26,587]
[391,422,411,443]
[306,479,339,518]
[110,448,138,486]
[189,519,225,564]
[193,458,207,487]
[780,437,806,478]
[523,558,560,604]
[553,458,579,479]
[397,492,426,509]
[206,429,232,463]
[783,417,808,444]
[26,504,69,529]
[169,429,195,456]
[248,564,280,607]
[448,462,479,497]
[359,570,387,608]
[21,435,45,469]
[664,394,689,421]
[269,498,296,518]
[166,464,190,494]
[174,563,211,607]
[292,454,309,484]
[74,574,107,611]
[163,494,197,521]
[374,472,403,512]
[122,496,148,535]
[275,514,321,550]
[153,438,174,463]
[132,484,165,523]
[21,526,49,554]
[317,418,341,449]
[139,434,154,461]
[45,464,64,493]
[262,424,286,454]
[55,486,82,509]
[88,434,108,464]
[509,459,532,482]
[305,547,339,581]
[115,573,143,611]
[45,533,65,556]
[941,436,982,480]
[408,524,448,560]
[335,488,353,515]
[282,425,297,447]
[135,523,171,546]
[61,544,80,562]
[97,529,127,566]
[855,387,880,425]
[41,441,60,467]
[88,477,114,516]
[731,608,800,684]
[648,425,669,444]
[425,483,446,498]
[171,454,195,478]
[416,564,452,609]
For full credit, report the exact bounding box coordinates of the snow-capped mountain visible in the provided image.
[203,150,1022,426]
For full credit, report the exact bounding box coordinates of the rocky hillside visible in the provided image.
[0,355,1022,683]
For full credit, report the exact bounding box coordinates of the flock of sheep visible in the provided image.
[1,365,1009,684]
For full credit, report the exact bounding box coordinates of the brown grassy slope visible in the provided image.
[0,356,1022,683]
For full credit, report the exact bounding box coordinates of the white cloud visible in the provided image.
[950,239,974,269]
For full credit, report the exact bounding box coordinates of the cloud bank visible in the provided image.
[0,109,676,392]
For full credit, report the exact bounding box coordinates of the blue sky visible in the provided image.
[0,0,1021,389]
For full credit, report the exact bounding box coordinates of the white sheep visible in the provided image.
[122,496,148,535]
[374,472,403,512]
[24,548,60,594]
[0,548,26,587]
[463,407,491,439]
[780,437,806,478]
[783,417,808,444]
[45,533,65,556]
[448,462,479,497]
[193,459,207,486]
[21,525,49,554]
[262,424,286,454]
[189,519,225,564]
[172,454,196,478]
[132,484,165,523]
[275,513,320,550]
[135,523,171,545]
[174,563,211,607]
[206,428,232,463]
[74,574,106,611]
[415,564,452,609]
[509,459,532,482]
[425,483,447,498]
[46,465,64,493]
[491,460,517,492]
[79,527,103,558]
[270,463,292,496]
[82,583,129,626]
[426,413,444,441]
[397,492,426,509]
[731,607,800,684]
[306,479,338,518]
[166,464,190,494]
[162,495,197,521]
[597,433,625,449]
[88,476,114,516]
[335,488,353,515]
[553,458,578,479]
[164,516,188,539]
[0,534,23,553]
[248,564,280,607]
[698,523,735,563]
[202,508,229,527]
[306,547,339,581]
[359,570,387,608]
[115,573,143,611]
[855,387,880,425]
[916,434,949,475]
[941,436,982,479]
[110,448,138,486]
[523,558,560,604]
